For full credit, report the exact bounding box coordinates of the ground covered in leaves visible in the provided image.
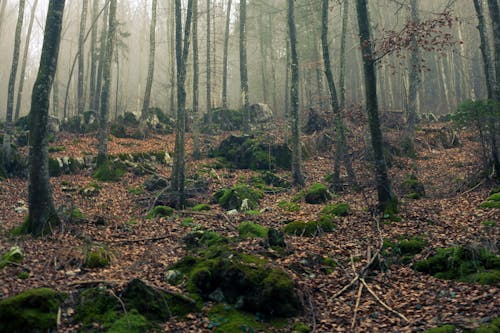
[0,120,498,332]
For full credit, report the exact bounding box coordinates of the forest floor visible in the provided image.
[0,120,498,332]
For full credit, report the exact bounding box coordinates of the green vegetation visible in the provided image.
[293,322,311,333]
[48,145,65,153]
[381,236,427,266]
[283,220,335,237]
[400,174,426,199]
[183,230,229,250]
[480,192,500,209]
[93,159,125,181]
[278,201,301,212]
[192,203,211,211]
[83,244,112,268]
[127,185,144,195]
[238,221,269,239]
[147,205,174,219]
[303,183,332,204]
[48,157,62,177]
[424,325,456,333]
[214,184,263,210]
[414,246,500,285]
[321,202,350,217]
[0,246,24,269]
[0,288,66,333]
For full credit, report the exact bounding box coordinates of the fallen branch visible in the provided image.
[106,234,173,244]
[360,277,409,323]
[351,283,365,330]
[67,280,121,287]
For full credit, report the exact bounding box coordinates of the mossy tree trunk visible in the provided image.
[15,0,39,121]
[222,0,232,109]
[140,0,157,135]
[2,0,25,166]
[96,0,117,166]
[355,0,397,212]
[240,0,250,133]
[28,0,66,236]
[321,0,356,190]
[172,0,193,208]
[288,0,305,187]
[77,0,89,115]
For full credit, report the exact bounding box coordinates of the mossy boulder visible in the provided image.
[381,236,427,266]
[238,221,268,239]
[303,183,332,204]
[93,159,126,181]
[0,246,24,269]
[321,202,350,217]
[214,185,263,211]
[0,288,66,333]
[400,174,425,199]
[171,246,301,317]
[283,220,335,237]
[268,228,286,247]
[192,203,211,211]
[414,246,500,284]
[144,174,168,191]
[204,107,243,132]
[183,230,229,250]
[84,244,112,268]
[147,205,174,219]
[480,192,500,209]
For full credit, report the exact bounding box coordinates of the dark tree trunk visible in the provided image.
[473,0,494,100]
[222,0,232,109]
[339,0,349,110]
[3,0,25,165]
[192,0,200,159]
[96,0,117,166]
[140,0,157,130]
[206,0,212,120]
[77,0,89,115]
[92,2,109,117]
[355,0,396,212]
[240,0,250,133]
[27,0,66,236]
[15,0,39,121]
[288,0,305,187]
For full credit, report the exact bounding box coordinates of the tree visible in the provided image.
[2,0,26,166]
[15,0,39,121]
[222,0,232,109]
[96,0,117,166]
[140,0,158,134]
[206,0,212,121]
[172,0,193,208]
[339,0,349,111]
[77,0,89,115]
[288,0,305,187]
[88,0,101,113]
[473,0,494,100]
[240,0,249,133]
[91,2,109,117]
[192,0,200,159]
[321,0,356,190]
[27,0,66,236]
[355,0,397,212]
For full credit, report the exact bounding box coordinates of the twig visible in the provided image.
[109,289,129,328]
[459,178,485,196]
[360,277,410,323]
[67,280,121,286]
[107,234,173,244]
[332,275,359,299]
[351,283,364,330]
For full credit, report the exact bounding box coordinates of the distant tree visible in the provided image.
[222,0,232,109]
[27,0,66,236]
[15,0,39,121]
[77,0,89,115]
[172,0,194,208]
[2,0,26,166]
[339,0,349,111]
[0,0,7,37]
[96,0,117,166]
[355,0,397,212]
[91,2,109,118]
[192,0,200,159]
[88,0,100,113]
[240,0,250,133]
[206,0,212,122]
[288,0,305,187]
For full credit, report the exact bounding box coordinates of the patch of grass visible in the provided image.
[278,201,301,212]
[480,192,500,209]
[321,203,350,217]
[93,160,125,181]
[83,244,113,268]
[0,246,24,269]
[482,220,497,227]
[283,220,335,237]
[147,205,174,219]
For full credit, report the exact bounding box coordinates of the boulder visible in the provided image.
[249,103,273,129]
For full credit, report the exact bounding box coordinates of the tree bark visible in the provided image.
[91,2,109,118]
[473,0,494,99]
[222,0,232,109]
[192,0,200,159]
[288,0,305,187]
[15,0,39,121]
[77,0,89,115]
[206,0,212,121]
[355,0,396,211]
[339,0,349,110]
[88,0,100,113]
[240,0,250,133]
[96,0,117,166]
[27,0,66,236]
[3,0,26,165]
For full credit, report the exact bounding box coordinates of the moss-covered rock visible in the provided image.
[321,202,350,217]
[147,205,174,219]
[192,203,211,211]
[480,192,500,209]
[183,231,229,250]
[84,244,112,268]
[144,174,168,191]
[414,246,500,284]
[0,246,24,269]
[400,174,425,199]
[204,108,243,132]
[93,159,125,181]
[107,310,150,333]
[49,157,62,177]
[0,288,66,333]
[283,219,335,237]
[214,185,263,211]
[303,183,332,204]
[238,221,268,239]
[423,325,456,333]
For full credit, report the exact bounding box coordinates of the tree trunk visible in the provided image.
[473,0,494,99]
[240,0,250,133]
[355,0,396,212]
[284,40,290,143]
[15,0,39,121]
[2,0,25,166]
[222,0,232,109]
[77,0,89,115]
[91,2,109,118]
[96,0,117,166]
[339,0,349,110]
[27,0,66,236]
[169,0,176,116]
[258,12,268,104]
[0,0,7,38]
[88,0,100,113]
[192,0,200,159]
[206,0,212,121]
[288,0,305,187]
[140,0,157,132]
[172,0,193,208]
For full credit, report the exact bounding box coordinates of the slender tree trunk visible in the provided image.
[169,0,176,116]
[0,0,7,38]
[355,0,396,212]
[339,0,349,110]
[172,0,193,208]
[206,0,212,120]
[15,0,39,121]
[88,0,100,113]
[222,0,232,109]
[240,0,250,132]
[77,0,89,115]
[258,12,268,103]
[284,40,290,143]
[192,0,200,159]
[288,0,305,187]
[3,0,25,165]
[96,0,117,166]
[52,71,59,117]
[269,14,278,113]
[92,2,109,117]
[28,0,66,236]
[140,0,157,132]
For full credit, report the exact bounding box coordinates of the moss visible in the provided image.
[127,185,144,195]
[48,145,65,153]
[321,202,350,216]
[93,159,125,181]
[107,310,151,333]
[84,244,112,268]
[74,287,121,327]
[183,231,229,250]
[293,322,311,333]
[414,246,500,285]
[483,220,497,227]
[0,246,24,269]
[304,183,332,204]
[0,288,66,333]
[238,222,269,239]
[208,304,266,332]
[214,185,263,210]
[18,271,30,279]
[401,174,425,199]
[480,192,500,208]
[278,201,301,212]
[283,220,335,237]
[192,203,211,211]
[147,205,174,219]
[48,157,62,177]
[424,325,456,333]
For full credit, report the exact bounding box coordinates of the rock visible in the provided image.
[302,108,328,134]
[14,206,28,214]
[214,184,263,210]
[144,175,169,192]
[249,103,273,128]
[303,183,333,204]
[240,198,250,211]
[165,269,183,285]
[205,108,243,132]
[227,209,238,216]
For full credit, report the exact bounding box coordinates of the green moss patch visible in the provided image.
[414,246,500,285]
[83,244,112,268]
[214,185,263,210]
[192,203,211,211]
[93,159,125,181]
[283,220,335,237]
[0,246,24,269]
[183,231,229,250]
[303,183,332,204]
[321,202,350,217]
[238,222,269,239]
[0,288,66,333]
[424,325,456,333]
[400,174,425,199]
[278,201,301,212]
[147,205,174,219]
[480,192,500,209]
